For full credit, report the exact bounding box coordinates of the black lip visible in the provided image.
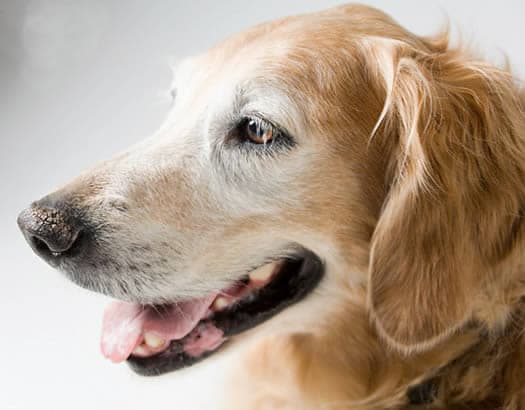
[127,250,324,376]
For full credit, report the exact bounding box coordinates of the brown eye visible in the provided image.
[245,118,274,144]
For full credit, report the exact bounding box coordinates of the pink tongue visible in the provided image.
[100,295,215,363]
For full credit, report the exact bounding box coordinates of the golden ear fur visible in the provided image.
[365,34,525,353]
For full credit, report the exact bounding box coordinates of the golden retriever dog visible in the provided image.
[17,4,525,409]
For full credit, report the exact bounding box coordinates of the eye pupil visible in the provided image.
[248,119,259,136]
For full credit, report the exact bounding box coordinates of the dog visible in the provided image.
[17,4,525,409]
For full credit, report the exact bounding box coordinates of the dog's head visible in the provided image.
[18,4,525,376]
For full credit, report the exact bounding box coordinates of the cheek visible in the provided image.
[272,169,371,271]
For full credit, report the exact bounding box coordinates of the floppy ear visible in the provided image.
[366,37,525,353]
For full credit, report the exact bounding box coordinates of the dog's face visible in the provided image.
[18,5,388,375]
[17,4,525,380]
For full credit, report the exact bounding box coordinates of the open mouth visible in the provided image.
[100,250,324,376]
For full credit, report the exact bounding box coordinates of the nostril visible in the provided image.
[29,234,66,257]
[32,235,51,254]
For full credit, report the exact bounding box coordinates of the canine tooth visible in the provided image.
[144,333,165,348]
[249,262,276,282]
[213,296,229,310]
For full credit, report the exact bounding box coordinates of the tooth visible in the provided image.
[249,262,276,282]
[213,296,229,310]
[132,345,148,356]
[144,333,165,349]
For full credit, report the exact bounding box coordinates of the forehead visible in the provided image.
[174,14,360,94]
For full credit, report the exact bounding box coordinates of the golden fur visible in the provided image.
[28,4,525,409]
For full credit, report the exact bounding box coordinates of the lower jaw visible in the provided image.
[127,251,324,376]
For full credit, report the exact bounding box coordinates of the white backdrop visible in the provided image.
[1,1,524,409]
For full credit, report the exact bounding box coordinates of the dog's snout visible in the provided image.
[17,205,82,261]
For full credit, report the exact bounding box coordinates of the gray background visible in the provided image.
[1,1,524,409]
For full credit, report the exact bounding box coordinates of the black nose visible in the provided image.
[17,205,82,262]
